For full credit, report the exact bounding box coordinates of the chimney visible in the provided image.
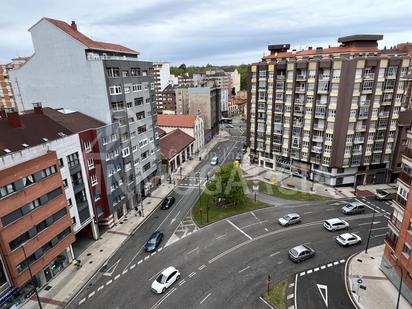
[308,46,312,50]
[5,108,21,128]
[71,21,77,31]
[33,102,43,115]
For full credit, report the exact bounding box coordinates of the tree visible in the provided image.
[205,163,246,207]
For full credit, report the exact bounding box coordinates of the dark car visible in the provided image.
[235,153,242,163]
[145,231,164,252]
[161,196,175,210]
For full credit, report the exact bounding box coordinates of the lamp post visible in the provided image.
[22,245,42,309]
[364,206,376,254]
[252,180,259,202]
[395,264,404,309]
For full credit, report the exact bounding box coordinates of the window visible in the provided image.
[138,125,147,134]
[102,137,108,145]
[111,134,117,142]
[90,175,97,186]
[109,85,122,95]
[22,175,35,187]
[134,97,144,106]
[58,158,64,167]
[84,140,92,152]
[131,67,141,76]
[136,111,145,120]
[106,67,119,78]
[41,165,57,177]
[68,198,72,207]
[87,159,94,169]
[362,80,373,91]
[122,70,129,77]
[132,145,138,153]
[67,152,79,167]
[122,147,130,158]
[143,162,151,172]
[124,86,131,94]
[132,83,142,92]
[0,183,15,198]
[139,138,148,148]
[402,244,411,257]
[111,101,124,111]
[63,179,68,187]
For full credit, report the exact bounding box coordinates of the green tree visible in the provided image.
[206,163,246,207]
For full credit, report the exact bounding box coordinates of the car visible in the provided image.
[144,231,164,252]
[288,244,315,263]
[278,213,301,226]
[235,153,242,163]
[161,196,175,210]
[226,124,234,128]
[151,266,180,294]
[323,218,349,231]
[210,156,219,166]
[341,201,365,215]
[336,233,362,246]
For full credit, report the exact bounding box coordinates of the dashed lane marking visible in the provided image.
[270,251,280,257]
[321,266,326,270]
[106,279,112,286]
[264,228,269,232]
[130,264,136,270]
[97,285,104,292]
[287,294,294,300]
[300,272,305,277]
[199,264,206,271]
[138,259,142,265]
[304,211,313,214]
[79,298,86,305]
[340,259,345,263]
[314,267,319,272]
[114,274,120,280]
[289,283,295,288]
[187,247,199,255]
[239,266,250,273]
[327,263,333,267]
[122,269,128,275]
[216,234,226,240]
[88,291,95,299]
[333,261,339,265]
[307,270,312,274]
[189,272,197,278]
[178,279,186,286]
[199,292,212,305]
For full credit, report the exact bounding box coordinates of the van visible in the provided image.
[341,201,365,215]
[375,188,397,201]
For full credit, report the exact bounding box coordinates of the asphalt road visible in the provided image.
[69,193,390,309]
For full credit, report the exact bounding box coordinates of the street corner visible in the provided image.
[295,259,355,309]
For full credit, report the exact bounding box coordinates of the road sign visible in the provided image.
[317,284,328,307]
[357,278,363,284]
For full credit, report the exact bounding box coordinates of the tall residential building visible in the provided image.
[10,18,160,210]
[396,43,412,109]
[382,125,412,304]
[0,105,125,304]
[230,69,241,93]
[175,86,190,114]
[162,84,176,113]
[0,57,29,110]
[247,35,410,186]
[153,61,171,112]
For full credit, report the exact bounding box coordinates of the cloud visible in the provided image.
[1,0,412,65]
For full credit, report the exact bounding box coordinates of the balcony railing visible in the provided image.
[312,146,323,153]
[319,74,330,80]
[403,148,412,161]
[385,234,397,250]
[276,75,285,80]
[295,87,306,93]
[363,73,375,79]
[355,125,367,131]
[399,170,412,185]
[389,215,403,231]
[296,75,307,80]
[354,138,365,143]
[315,113,326,118]
[295,98,304,104]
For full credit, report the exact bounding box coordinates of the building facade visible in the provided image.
[162,84,176,113]
[0,58,29,110]
[10,18,160,210]
[247,35,410,186]
[153,61,171,112]
[175,86,190,115]
[382,126,412,304]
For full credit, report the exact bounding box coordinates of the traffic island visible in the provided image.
[261,278,288,309]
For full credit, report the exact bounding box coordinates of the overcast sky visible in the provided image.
[2,0,412,66]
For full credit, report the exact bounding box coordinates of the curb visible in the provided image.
[63,196,166,308]
[344,252,361,309]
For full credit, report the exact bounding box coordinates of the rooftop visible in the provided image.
[157,114,197,128]
[0,107,105,155]
[39,18,139,55]
[160,129,195,161]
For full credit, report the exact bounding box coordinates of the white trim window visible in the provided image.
[90,174,98,186]
[84,140,92,152]
[122,147,130,158]
[124,86,131,94]
[109,85,122,95]
[87,159,95,170]
[139,138,148,148]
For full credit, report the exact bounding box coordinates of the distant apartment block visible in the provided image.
[153,61,171,111]
[247,35,410,186]
[0,57,29,110]
[382,125,412,304]
[10,18,160,212]
[396,43,412,109]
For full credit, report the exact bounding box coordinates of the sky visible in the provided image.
[2,0,412,66]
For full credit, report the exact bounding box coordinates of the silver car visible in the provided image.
[288,244,315,263]
[278,213,301,226]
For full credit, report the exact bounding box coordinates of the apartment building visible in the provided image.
[397,43,412,109]
[162,84,176,113]
[10,18,160,210]
[247,35,410,186]
[188,86,221,140]
[382,126,412,304]
[153,61,171,112]
[175,86,190,114]
[0,57,29,110]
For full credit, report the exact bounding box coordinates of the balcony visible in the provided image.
[319,74,330,80]
[395,194,407,208]
[361,87,373,94]
[354,137,365,144]
[389,215,403,231]
[295,87,306,93]
[381,100,392,106]
[317,87,329,94]
[379,111,390,118]
[294,98,304,105]
[385,234,398,250]
[363,73,375,79]
[358,113,369,119]
[293,122,303,127]
[355,125,367,131]
[296,75,307,81]
[311,146,323,153]
[316,100,327,106]
[313,125,325,131]
[276,75,286,80]
[359,100,371,106]
[399,170,412,186]
[312,135,323,142]
[315,113,326,119]
[402,147,412,161]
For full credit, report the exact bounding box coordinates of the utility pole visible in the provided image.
[365,207,376,254]
[22,245,42,309]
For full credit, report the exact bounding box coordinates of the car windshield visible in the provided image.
[290,248,298,256]
[283,215,291,220]
[156,274,167,284]
[147,238,157,245]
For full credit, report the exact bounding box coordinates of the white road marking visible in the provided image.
[158,247,162,252]
[103,258,121,277]
[327,263,333,267]
[259,297,275,309]
[151,252,156,256]
[150,287,177,309]
[215,234,226,240]
[144,256,149,260]
[187,247,199,255]
[270,251,280,257]
[300,272,305,276]
[198,265,206,271]
[149,269,164,281]
[264,228,269,232]
[114,274,120,280]
[289,283,295,288]
[106,279,112,286]
[200,292,212,305]
[189,272,197,278]
[130,264,136,270]
[170,210,181,225]
[317,284,328,307]
[239,266,250,273]
[226,219,252,240]
[333,261,339,265]
[97,285,104,292]
[138,259,142,264]
[371,226,388,231]
[88,291,95,298]
[294,274,298,309]
[79,298,86,305]
[241,220,269,229]
[340,259,345,263]
[178,279,186,286]
[326,208,335,211]
[307,270,313,274]
[375,233,387,237]
[250,211,259,220]
[287,294,294,300]
[321,266,326,270]
[304,211,313,214]
[314,267,319,272]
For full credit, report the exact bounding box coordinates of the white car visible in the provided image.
[151,266,180,294]
[323,218,349,231]
[278,213,301,226]
[336,233,362,246]
[210,156,219,166]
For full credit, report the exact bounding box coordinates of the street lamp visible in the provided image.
[22,245,43,309]
[364,206,376,254]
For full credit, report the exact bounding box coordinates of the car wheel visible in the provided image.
[162,288,166,293]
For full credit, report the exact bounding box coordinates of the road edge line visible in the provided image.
[344,252,361,309]
[259,296,276,309]
[294,273,298,309]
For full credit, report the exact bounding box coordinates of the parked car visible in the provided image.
[161,196,176,210]
[144,231,164,252]
[151,266,180,294]
[375,188,397,201]
[323,218,349,231]
[288,244,315,263]
[210,156,219,166]
[278,213,301,226]
[336,233,362,246]
[341,201,365,215]
[235,153,242,163]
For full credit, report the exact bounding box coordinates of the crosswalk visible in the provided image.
[176,177,208,188]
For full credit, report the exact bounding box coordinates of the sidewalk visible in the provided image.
[346,245,411,309]
[22,136,225,309]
